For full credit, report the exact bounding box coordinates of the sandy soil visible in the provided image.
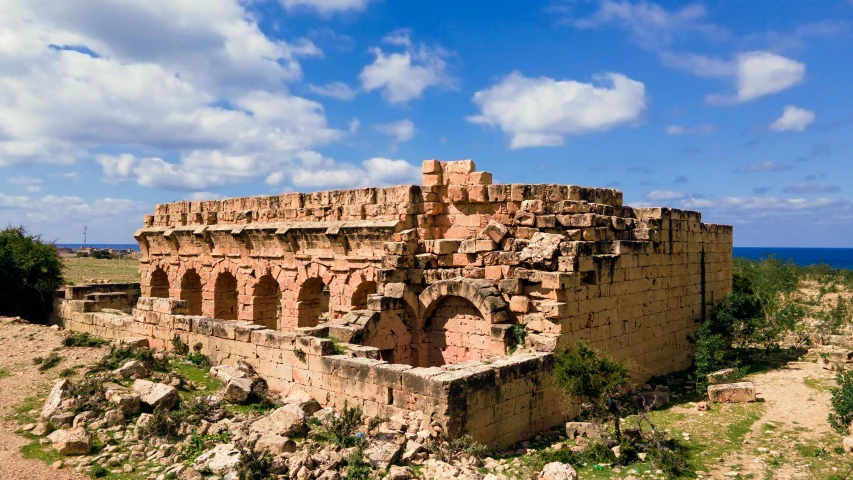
[0,317,105,480]
[712,360,840,480]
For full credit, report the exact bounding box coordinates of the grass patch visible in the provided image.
[37,353,62,372]
[8,395,44,424]
[803,376,832,392]
[170,360,222,394]
[62,256,140,284]
[0,367,10,380]
[58,366,79,378]
[20,435,62,464]
[63,332,108,348]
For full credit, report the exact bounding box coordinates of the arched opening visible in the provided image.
[253,274,281,330]
[150,268,170,298]
[362,305,416,367]
[179,269,203,316]
[214,271,239,321]
[297,277,330,328]
[421,296,492,367]
[351,281,377,311]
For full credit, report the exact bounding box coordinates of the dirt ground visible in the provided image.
[712,359,846,480]
[0,317,105,480]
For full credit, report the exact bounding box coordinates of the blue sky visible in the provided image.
[1,0,852,247]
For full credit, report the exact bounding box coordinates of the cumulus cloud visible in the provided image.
[665,124,715,135]
[0,193,149,242]
[736,161,792,173]
[285,154,421,189]
[359,30,455,103]
[705,52,806,105]
[186,192,225,201]
[375,119,415,142]
[644,190,688,201]
[281,0,372,14]
[769,105,816,132]
[468,71,646,149]
[783,182,840,194]
[308,82,357,100]
[0,0,346,192]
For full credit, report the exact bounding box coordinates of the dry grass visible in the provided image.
[62,256,139,284]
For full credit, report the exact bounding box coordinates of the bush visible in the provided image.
[554,341,632,440]
[429,434,489,462]
[139,405,182,439]
[186,342,210,368]
[310,401,365,447]
[171,335,190,356]
[0,226,64,322]
[829,366,853,434]
[63,332,108,348]
[38,353,62,372]
[346,448,371,480]
[533,441,616,470]
[236,443,275,480]
[66,376,108,414]
[184,431,232,462]
[92,346,164,372]
[90,249,112,260]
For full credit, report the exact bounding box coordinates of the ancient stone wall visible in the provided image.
[53,159,732,447]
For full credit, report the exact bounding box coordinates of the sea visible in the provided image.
[733,247,853,270]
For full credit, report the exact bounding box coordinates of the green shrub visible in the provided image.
[63,332,108,348]
[186,342,210,367]
[532,441,616,470]
[92,345,164,372]
[310,401,365,447]
[90,464,109,477]
[38,353,62,372]
[171,335,190,356]
[139,405,182,439]
[554,341,632,440]
[293,348,306,362]
[829,366,853,434]
[66,376,108,414]
[429,434,490,462]
[236,443,275,480]
[184,431,232,462]
[0,226,64,322]
[346,448,371,480]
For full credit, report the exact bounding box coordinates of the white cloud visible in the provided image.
[706,52,805,104]
[281,0,372,14]
[0,193,149,242]
[665,124,715,135]
[644,190,688,201]
[7,176,42,186]
[289,155,421,189]
[769,105,815,132]
[359,31,454,103]
[658,51,734,78]
[265,172,285,186]
[738,161,792,173]
[0,0,344,192]
[468,71,646,149]
[186,192,225,201]
[375,119,415,142]
[308,82,357,100]
[349,118,361,134]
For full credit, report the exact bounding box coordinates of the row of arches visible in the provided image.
[147,266,377,331]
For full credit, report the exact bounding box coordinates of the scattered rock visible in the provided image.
[387,465,416,480]
[132,379,178,409]
[250,404,308,437]
[103,409,126,427]
[697,402,710,411]
[565,422,600,440]
[538,461,578,480]
[114,360,149,379]
[707,368,739,384]
[708,382,757,403]
[41,379,70,420]
[363,439,403,469]
[842,436,853,455]
[254,434,296,455]
[47,428,91,456]
[195,443,240,474]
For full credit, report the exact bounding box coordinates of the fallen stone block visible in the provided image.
[250,404,308,438]
[47,428,91,456]
[707,382,757,403]
[132,379,178,409]
[538,461,578,480]
[41,379,70,420]
[254,434,296,455]
[114,360,149,379]
[363,439,403,469]
[707,368,739,384]
[195,443,240,474]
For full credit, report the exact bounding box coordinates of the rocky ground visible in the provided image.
[1,316,851,480]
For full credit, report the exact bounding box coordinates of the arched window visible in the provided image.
[252,274,281,330]
[214,271,238,320]
[179,269,203,316]
[149,268,169,298]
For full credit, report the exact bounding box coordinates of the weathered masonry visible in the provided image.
[54,159,733,448]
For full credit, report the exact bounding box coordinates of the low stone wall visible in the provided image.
[55,294,559,448]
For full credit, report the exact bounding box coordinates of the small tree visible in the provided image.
[0,226,64,322]
[554,341,632,440]
[829,366,853,434]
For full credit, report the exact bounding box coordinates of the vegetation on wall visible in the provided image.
[0,226,64,322]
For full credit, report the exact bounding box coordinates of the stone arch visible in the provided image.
[417,278,509,367]
[295,277,330,328]
[351,281,377,311]
[252,273,281,330]
[149,267,170,299]
[179,269,203,316]
[214,271,239,320]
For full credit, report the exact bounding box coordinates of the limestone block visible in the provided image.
[706,368,738,384]
[433,240,460,255]
[42,379,70,420]
[458,239,497,254]
[254,434,296,455]
[480,220,509,243]
[565,421,600,440]
[538,462,578,480]
[443,159,476,174]
[114,360,148,379]
[47,428,91,456]
[132,379,179,409]
[518,232,564,269]
[707,382,756,403]
[509,296,530,313]
[422,159,441,173]
[195,443,240,474]
[250,404,309,437]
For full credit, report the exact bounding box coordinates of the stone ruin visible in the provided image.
[53,159,733,448]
